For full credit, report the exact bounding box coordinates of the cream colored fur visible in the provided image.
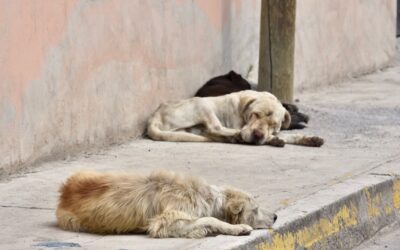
[56,170,276,238]
[147,90,323,147]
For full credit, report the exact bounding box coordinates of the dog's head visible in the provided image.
[223,187,277,229]
[239,91,291,145]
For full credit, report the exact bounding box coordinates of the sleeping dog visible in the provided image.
[56,170,277,238]
[195,71,309,130]
[147,90,323,147]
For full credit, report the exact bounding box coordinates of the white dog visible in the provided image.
[147,90,323,147]
[56,170,277,238]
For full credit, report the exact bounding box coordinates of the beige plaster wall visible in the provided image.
[294,0,397,91]
[0,0,261,174]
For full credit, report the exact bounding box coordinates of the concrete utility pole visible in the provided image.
[258,0,296,103]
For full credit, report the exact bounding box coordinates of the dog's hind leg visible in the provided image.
[147,121,212,142]
[200,113,241,143]
[153,130,212,142]
[148,210,252,238]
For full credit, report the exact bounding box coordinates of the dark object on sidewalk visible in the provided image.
[397,0,400,37]
[281,103,309,130]
[195,71,309,130]
[195,71,252,97]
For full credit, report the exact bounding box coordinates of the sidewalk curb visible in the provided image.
[191,174,400,250]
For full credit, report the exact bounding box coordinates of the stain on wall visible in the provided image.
[0,0,260,174]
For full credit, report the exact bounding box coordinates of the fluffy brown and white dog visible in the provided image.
[56,170,276,238]
[147,90,323,147]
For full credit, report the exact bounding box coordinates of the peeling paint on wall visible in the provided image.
[0,0,77,117]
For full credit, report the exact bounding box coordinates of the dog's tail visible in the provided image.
[147,117,210,142]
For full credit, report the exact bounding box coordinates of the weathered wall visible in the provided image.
[1,0,397,174]
[294,0,397,91]
[0,0,261,174]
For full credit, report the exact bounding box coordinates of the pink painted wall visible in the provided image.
[0,0,261,174]
[294,0,397,91]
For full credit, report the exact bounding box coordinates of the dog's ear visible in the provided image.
[227,199,245,215]
[240,97,256,119]
[282,110,291,129]
[225,199,245,224]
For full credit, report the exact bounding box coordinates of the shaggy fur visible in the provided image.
[56,170,276,238]
[147,90,323,147]
[195,71,310,130]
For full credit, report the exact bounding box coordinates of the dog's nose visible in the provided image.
[252,130,264,141]
[273,214,278,223]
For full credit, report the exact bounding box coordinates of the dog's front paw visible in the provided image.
[230,132,244,144]
[229,224,253,236]
[299,136,324,147]
[267,137,285,147]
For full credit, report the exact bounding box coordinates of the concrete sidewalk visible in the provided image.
[1,65,400,249]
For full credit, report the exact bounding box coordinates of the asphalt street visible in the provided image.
[356,222,400,250]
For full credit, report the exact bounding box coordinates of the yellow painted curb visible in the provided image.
[256,178,400,250]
